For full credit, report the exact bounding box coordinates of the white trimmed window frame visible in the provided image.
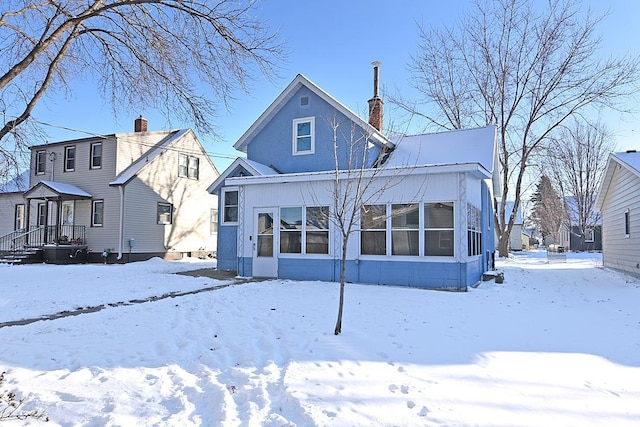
[292,117,315,156]
[64,146,76,172]
[222,187,239,225]
[90,142,102,169]
[92,200,104,227]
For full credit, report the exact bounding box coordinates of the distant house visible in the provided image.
[0,171,30,237]
[0,117,219,263]
[501,201,524,251]
[595,150,640,277]
[209,66,500,290]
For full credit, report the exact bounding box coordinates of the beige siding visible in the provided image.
[0,193,25,236]
[115,131,175,175]
[122,131,218,255]
[601,165,640,276]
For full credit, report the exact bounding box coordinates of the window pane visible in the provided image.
[425,230,454,256]
[225,190,238,206]
[392,230,419,256]
[224,206,238,223]
[296,136,311,152]
[361,205,386,229]
[65,147,76,170]
[92,143,102,168]
[158,203,172,224]
[297,121,311,136]
[258,235,273,257]
[223,190,238,222]
[306,231,328,254]
[425,202,454,228]
[280,231,302,253]
[361,230,386,255]
[306,206,329,230]
[258,212,274,235]
[280,207,302,230]
[392,204,419,228]
[188,156,199,179]
[179,154,188,177]
[93,201,104,226]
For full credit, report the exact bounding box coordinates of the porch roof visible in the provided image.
[24,181,92,200]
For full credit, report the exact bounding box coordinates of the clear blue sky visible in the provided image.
[31,0,640,171]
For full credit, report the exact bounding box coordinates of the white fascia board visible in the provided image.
[225,162,490,186]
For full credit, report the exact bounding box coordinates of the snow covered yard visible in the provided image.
[0,252,639,426]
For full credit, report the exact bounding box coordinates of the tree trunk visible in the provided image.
[334,240,348,335]
[498,233,510,258]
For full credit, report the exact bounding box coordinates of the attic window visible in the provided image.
[300,96,309,106]
[293,117,315,155]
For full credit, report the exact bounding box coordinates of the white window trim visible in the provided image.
[292,116,315,156]
[64,146,76,172]
[221,187,239,226]
[92,200,104,227]
[90,142,102,169]
[278,205,331,257]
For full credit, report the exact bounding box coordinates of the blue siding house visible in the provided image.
[209,65,500,290]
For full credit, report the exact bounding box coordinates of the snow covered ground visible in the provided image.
[0,251,639,426]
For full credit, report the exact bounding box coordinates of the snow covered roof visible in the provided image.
[208,157,279,194]
[385,125,497,172]
[0,170,29,193]
[233,74,391,152]
[595,150,640,211]
[25,180,92,199]
[110,129,189,186]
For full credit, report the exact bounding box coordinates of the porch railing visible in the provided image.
[0,225,86,252]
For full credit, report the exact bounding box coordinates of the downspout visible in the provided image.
[117,185,125,260]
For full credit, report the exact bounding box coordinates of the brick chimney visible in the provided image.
[134,115,148,132]
[367,61,384,132]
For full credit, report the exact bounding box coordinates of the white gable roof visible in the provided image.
[0,170,29,193]
[24,180,92,199]
[233,74,391,152]
[385,125,497,172]
[109,129,189,186]
[595,150,640,210]
[207,157,278,194]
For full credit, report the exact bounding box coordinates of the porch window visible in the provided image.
[37,203,46,227]
[306,206,329,254]
[157,202,173,224]
[280,207,302,253]
[64,146,76,172]
[292,117,315,155]
[392,204,419,256]
[424,202,454,256]
[467,204,482,257]
[90,142,102,169]
[625,209,630,237]
[210,208,218,234]
[361,204,387,255]
[14,204,25,230]
[35,150,46,175]
[222,189,238,224]
[92,200,104,227]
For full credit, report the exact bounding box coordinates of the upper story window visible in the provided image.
[90,142,102,169]
[179,153,199,179]
[64,146,76,172]
[35,150,46,175]
[292,117,315,155]
[222,188,238,224]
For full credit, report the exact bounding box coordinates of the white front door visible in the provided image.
[252,208,278,278]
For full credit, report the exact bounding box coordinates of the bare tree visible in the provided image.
[0,0,283,177]
[395,0,638,256]
[542,119,613,246]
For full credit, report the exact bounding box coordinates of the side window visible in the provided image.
[625,209,630,237]
[157,202,173,225]
[210,208,218,235]
[188,156,199,179]
[178,154,188,177]
[64,146,76,172]
[90,142,102,169]
[37,203,46,227]
[222,189,238,224]
[14,204,25,230]
[35,150,46,175]
[361,205,387,255]
[292,117,315,155]
[391,204,420,256]
[425,202,454,256]
[280,207,302,253]
[306,206,329,254]
[179,154,199,179]
[92,200,104,227]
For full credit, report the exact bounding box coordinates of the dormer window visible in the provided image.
[293,117,315,155]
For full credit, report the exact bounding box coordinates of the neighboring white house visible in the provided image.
[595,150,640,277]
[0,117,219,263]
[209,67,500,290]
[501,201,524,251]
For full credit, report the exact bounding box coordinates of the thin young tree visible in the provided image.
[542,119,613,247]
[0,0,283,179]
[395,0,638,256]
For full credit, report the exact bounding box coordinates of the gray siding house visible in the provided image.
[0,117,219,263]
[595,150,640,277]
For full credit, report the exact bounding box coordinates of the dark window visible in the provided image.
[306,206,329,254]
[35,151,46,175]
[92,200,104,227]
[625,210,630,237]
[90,143,102,169]
[425,202,454,256]
[361,205,387,255]
[37,203,46,226]
[157,202,173,224]
[223,190,238,223]
[64,146,76,171]
[280,207,302,253]
[392,204,419,256]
